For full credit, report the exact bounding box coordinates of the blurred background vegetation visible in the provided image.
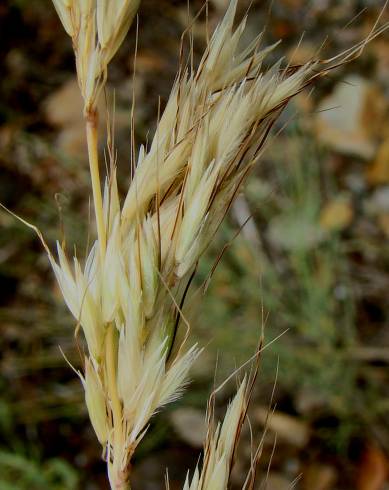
[0,0,388,488]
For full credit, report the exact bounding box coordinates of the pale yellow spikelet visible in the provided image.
[198,0,238,89]
[217,379,247,459]
[51,0,139,113]
[196,0,279,92]
[103,172,121,233]
[52,0,74,36]
[117,320,142,407]
[122,135,192,227]
[84,357,108,444]
[203,380,247,489]
[183,467,199,490]
[74,248,103,328]
[126,340,167,440]
[101,216,123,322]
[97,0,140,61]
[50,244,104,360]
[179,379,248,490]
[175,160,218,266]
[185,121,209,204]
[204,455,228,490]
[149,82,181,152]
[139,218,158,318]
[121,232,143,330]
[50,244,79,319]
[159,344,201,406]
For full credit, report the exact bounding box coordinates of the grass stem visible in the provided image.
[86,110,106,258]
[105,323,128,489]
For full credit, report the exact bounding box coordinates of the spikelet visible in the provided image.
[84,357,108,445]
[181,379,248,490]
[53,0,140,114]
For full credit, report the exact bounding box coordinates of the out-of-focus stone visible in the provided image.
[367,138,389,185]
[315,75,387,160]
[43,78,129,158]
[374,39,389,84]
[265,473,291,490]
[302,464,337,490]
[44,78,97,158]
[129,50,168,73]
[295,388,328,415]
[254,406,311,448]
[357,443,388,490]
[279,0,304,7]
[210,0,230,11]
[44,78,85,127]
[364,186,389,237]
[0,124,15,151]
[287,42,316,65]
[267,214,323,251]
[377,213,389,238]
[320,195,354,231]
[365,187,389,215]
[56,124,87,157]
[170,408,206,448]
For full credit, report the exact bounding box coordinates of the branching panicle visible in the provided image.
[46,0,388,488]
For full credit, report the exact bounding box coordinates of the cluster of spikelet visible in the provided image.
[52,0,140,114]
[43,0,384,489]
[182,378,249,490]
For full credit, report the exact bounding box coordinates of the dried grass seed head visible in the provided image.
[47,0,352,485]
[183,379,248,490]
[52,0,140,113]
[49,0,319,451]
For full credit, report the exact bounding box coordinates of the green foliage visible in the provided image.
[195,129,362,449]
[0,451,79,490]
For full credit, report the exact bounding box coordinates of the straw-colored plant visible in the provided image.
[9,1,386,489]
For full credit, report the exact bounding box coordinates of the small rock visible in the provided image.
[170,408,206,448]
[131,50,167,73]
[344,173,366,194]
[267,214,323,251]
[367,138,389,185]
[295,388,329,415]
[365,187,389,215]
[5,48,27,76]
[44,78,85,127]
[357,443,388,490]
[320,196,354,231]
[210,0,230,11]
[315,75,387,160]
[287,42,316,65]
[43,78,129,158]
[264,473,291,490]
[44,78,94,158]
[374,39,389,86]
[254,406,311,449]
[279,0,304,7]
[302,464,337,490]
[56,123,87,157]
[377,213,389,238]
[0,124,15,151]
